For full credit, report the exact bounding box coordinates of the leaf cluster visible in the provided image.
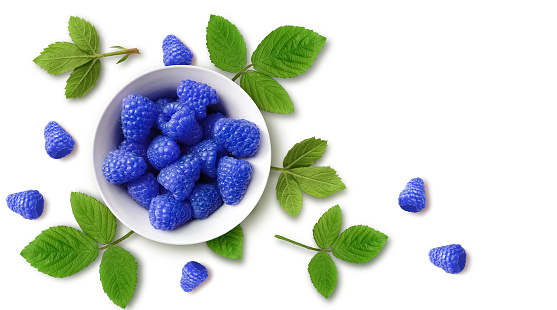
[20,192,137,308]
[33,16,138,99]
[275,137,345,217]
[206,15,326,114]
[278,205,388,298]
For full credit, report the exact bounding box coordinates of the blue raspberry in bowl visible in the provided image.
[213,118,260,158]
[127,173,159,210]
[177,79,219,120]
[191,139,227,178]
[158,154,202,201]
[118,139,149,162]
[217,156,253,205]
[189,183,223,219]
[157,101,202,146]
[102,150,147,185]
[121,94,156,142]
[149,194,193,231]
[200,112,225,139]
[147,135,181,170]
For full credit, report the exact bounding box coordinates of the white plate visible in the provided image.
[92,66,271,245]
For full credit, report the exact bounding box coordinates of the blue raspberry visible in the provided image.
[102,150,147,184]
[121,94,156,142]
[191,139,227,178]
[118,139,149,162]
[154,97,175,119]
[200,112,225,139]
[6,190,44,220]
[429,244,467,274]
[213,118,260,158]
[180,261,208,292]
[157,101,202,146]
[149,194,193,231]
[217,156,253,205]
[44,121,75,159]
[177,79,219,120]
[147,135,181,170]
[127,173,159,209]
[398,177,426,213]
[163,34,193,66]
[157,154,202,200]
[189,183,223,219]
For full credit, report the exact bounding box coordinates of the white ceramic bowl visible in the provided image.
[92,66,271,245]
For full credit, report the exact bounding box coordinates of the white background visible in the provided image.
[1,1,555,309]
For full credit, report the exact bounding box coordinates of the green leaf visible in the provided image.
[70,192,116,244]
[206,225,243,259]
[20,226,98,278]
[331,225,388,264]
[116,55,129,64]
[283,137,327,169]
[289,166,345,198]
[313,205,342,249]
[206,15,247,73]
[276,173,303,217]
[68,16,100,55]
[99,246,137,309]
[33,42,93,75]
[308,252,337,298]
[252,26,326,78]
[110,46,126,50]
[240,70,294,114]
[65,59,101,99]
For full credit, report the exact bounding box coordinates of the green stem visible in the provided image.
[99,230,135,250]
[95,48,140,59]
[275,235,332,252]
[271,166,285,172]
[232,63,253,82]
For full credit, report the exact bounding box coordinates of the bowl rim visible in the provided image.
[91,65,271,245]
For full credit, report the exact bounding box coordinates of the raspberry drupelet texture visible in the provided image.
[176,79,219,120]
[200,112,225,139]
[189,183,223,219]
[118,139,149,162]
[398,177,426,213]
[121,94,157,142]
[102,150,147,184]
[154,97,174,116]
[44,121,75,159]
[6,190,44,220]
[149,194,193,231]
[429,244,467,274]
[162,34,193,66]
[157,154,202,201]
[157,101,203,146]
[191,139,227,178]
[213,118,260,158]
[147,135,181,170]
[127,173,159,209]
[217,156,253,205]
[180,261,208,292]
